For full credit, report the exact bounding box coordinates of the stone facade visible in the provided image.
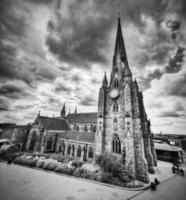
[95,17,157,182]
[24,16,157,183]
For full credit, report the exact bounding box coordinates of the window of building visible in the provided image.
[74,124,76,131]
[84,125,88,132]
[76,125,79,132]
[112,134,121,154]
[113,101,119,112]
[46,137,53,151]
[113,118,117,130]
[72,145,75,156]
[67,144,71,155]
[88,146,94,158]
[62,141,65,155]
[29,131,36,151]
[114,79,119,87]
[93,126,96,132]
[77,145,81,157]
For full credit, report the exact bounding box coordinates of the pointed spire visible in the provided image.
[74,106,77,114]
[102,72,108,88]
[61,103,66,118]
[113,15,129,67]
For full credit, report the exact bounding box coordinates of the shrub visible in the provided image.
[71,160,83,168]
[81,163,99,173]
[36,160,45,168]
[95,153,135,186]
[54,164,75,176]
[43,160,60,171]
[14,155,38,167]
[126,180,144,188]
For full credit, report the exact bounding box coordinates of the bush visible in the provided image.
[43,160,60,171]
[55,164,75,176]
[14,155,38,167]
[95,153,135,187]
[71,160,83,168]
[36,160,45,168]
[126,180,144,188]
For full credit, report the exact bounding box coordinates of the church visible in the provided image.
[26,16,157,182]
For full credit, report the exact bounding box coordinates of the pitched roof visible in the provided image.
[59,131,95,143]
[155,142,182,152]
[35,116,69,131]
[66,112,97,123]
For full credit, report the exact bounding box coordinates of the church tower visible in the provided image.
[95,16,157,183]
[60,103,66,119]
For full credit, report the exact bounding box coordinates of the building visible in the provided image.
[25,16,157,182]
[0,123,26,150]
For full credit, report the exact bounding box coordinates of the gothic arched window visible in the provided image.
[114,79,119,87]
[88,146,94,158]
[113,118,117,130]
[62,141,65,155]
[76,125,79,132]
[113,101,119,112]
[46,137,53,151]
[77,145,81,157]
[74,124,76,131]
[84,125,88,132]
[112,134,121,154]
[93,126,96,132]
[29,131,36,151]
[67,144,71,155]
[72,145,75,156]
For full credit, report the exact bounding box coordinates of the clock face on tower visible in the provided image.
[109,88,119,99]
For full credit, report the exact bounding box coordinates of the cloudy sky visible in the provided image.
[0,0,185,135]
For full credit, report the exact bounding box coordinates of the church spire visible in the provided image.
[102,72,108,88]
[61,103,66,118]
[74,106,77,114]
[113,15,129,67]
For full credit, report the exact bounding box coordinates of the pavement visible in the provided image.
[0,161,185,200]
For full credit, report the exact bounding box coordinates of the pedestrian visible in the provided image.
[179,169,184,176]
[172,166,175,173]
[154,178,160,185]
[150,182,156,191]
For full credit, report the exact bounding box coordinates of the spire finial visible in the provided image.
[102,72,108,88]
[74,106,77,114]
[118,12,120,21]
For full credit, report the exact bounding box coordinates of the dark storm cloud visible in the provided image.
[165,47,185,73]
[46,0,180,68]
[158,111,184,118]
[0,0,29,40]
[26,0,52,4]
[79,95,96,106]
[71,74,82,83]
[55,84,72,93]
[0,97,11,111]
[140,46,185,91]
[0,82,33,99]
[167,74,186,97]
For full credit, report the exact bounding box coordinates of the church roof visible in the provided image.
[35,116,69,131]
[59,131,95,144]
[66,112,97,124]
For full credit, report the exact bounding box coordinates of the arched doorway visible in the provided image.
[29,131,37,151]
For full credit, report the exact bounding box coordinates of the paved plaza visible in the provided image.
[0,161,185,200]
